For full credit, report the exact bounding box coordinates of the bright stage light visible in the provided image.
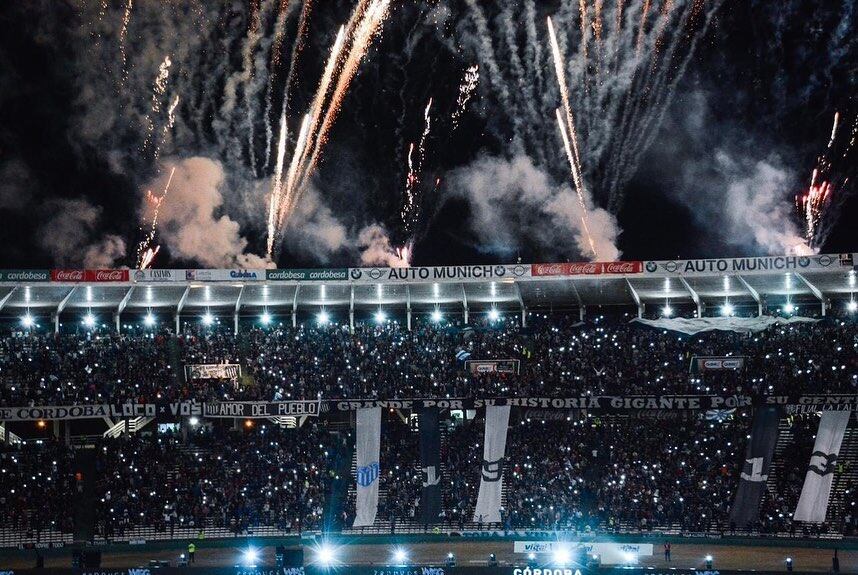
[721,303,734,316]
[242,547,259,566]
[316,544,336,566]
[431,309,443,323]
[260,311,272,325]
[552,547,571,566]
[189,416,199,427]
[375,310,387,324]
[488,308,500,321]
[392,548,408,565]
[318,310,330,325]
[662,305,673,317]
[82,313,96,328]
[144,313,156,326]
[847,300,857,313]
[783,302,795,314]
[21,314,34,328]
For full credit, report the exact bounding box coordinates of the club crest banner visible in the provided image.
[473,405,511,524]
[353,407,382,527]
[794,411,851,522]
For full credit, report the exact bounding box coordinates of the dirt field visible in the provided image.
[2,540,856,572]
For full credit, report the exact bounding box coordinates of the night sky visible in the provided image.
[0,0,855,270]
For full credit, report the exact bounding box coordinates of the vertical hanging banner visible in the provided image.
[473,405,511,524]
[353,407,381,527]
[794,411,851,523]
[730,407,780,527]
[418,407,442,524]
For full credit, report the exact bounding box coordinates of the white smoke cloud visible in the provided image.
[281,184,349,263]
[147,157,273,268]
[357,224,410,268]
[38,199,127,267]
[714,152,815,255]
[446,154,621,261]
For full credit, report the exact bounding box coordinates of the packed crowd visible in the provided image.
[1,315,855,406]
[93,424,334,538]
[2,409,857,542]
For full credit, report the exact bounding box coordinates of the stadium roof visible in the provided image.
[0,253,855,328]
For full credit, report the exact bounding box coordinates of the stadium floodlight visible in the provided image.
[786,557,793,572]
[189,416,199,427]
[721,303,734,316]
[21,313,34,328]
[661,305,673,317]
[242,547,259,566]
[552,546,571,566]
[318,310,330,325]
[375,310,387,324]
[624,551,638,565]
[705,555,713,569]
[202,312,214,326]
[315,543,336,566]
[144,312,156,327]
[82,313,96,328]
[488,308,500,321]
[783,302,795,314]
[392,548,408,565]
[431,309,443,323]
[847,300,857,313]
[260,311,272,325]
[446,552,456,567]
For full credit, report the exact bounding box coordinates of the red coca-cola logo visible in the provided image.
[51,269,84,282]
[567,263,600,275]
[532,263,567,276]
[602,261,643,274]
[86,269,130,282]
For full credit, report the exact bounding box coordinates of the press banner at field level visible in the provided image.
[513,541,653,565]
[418,407,442,523]
[353,407,382,527]
[473,404,510,524]
[730,406,780,527]
[794,410,851,522]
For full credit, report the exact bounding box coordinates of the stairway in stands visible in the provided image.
[72,448,98,542]
[325,425,354,532]
[168,335,185,389]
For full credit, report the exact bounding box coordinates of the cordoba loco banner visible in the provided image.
[465,359,520,375]
[353,407,381,527]
[473,404,510,524]
[348,264,530,283]
[418,407,442,523]
[185,363,242,380]
[793,410,851,522]
[643,253,853,276]
[690,355,746,373]
[730,406,779,527]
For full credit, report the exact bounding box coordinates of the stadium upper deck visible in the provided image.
[0,253,855,331]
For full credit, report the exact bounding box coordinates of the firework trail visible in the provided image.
[796,111,857,247]
[119,0,134,85]
[280,113,312,222]
[143,55,172,154]
[400,98,433,233]
[136,166,176,269]
[262,0,293,172]
[464,0,723,224]
[451,65,479,131]
[267,112,289,256]
[153,94,181,164]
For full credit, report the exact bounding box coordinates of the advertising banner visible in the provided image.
[513,541,653,565]
[347,264,530,283]
[643,253,852,276]
[353,407,382,527]
[473,404,510,524]
[465,359,520,375]
[267,268,349,281]
[690,356,746,373]
[184,269,265,281]
[132,269,185,282]
[185,364,242,380]
[531,261,643,276]
[0,270,50,282]
[50,270,129,282]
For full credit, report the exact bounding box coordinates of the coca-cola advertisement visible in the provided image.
[531,261,643,276]
[50,269,85,282]
[85,269,130,282]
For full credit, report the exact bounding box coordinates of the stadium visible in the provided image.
[2,0,858,573]
[0,253,856,574]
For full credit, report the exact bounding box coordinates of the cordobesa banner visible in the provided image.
[1,395,857,421]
